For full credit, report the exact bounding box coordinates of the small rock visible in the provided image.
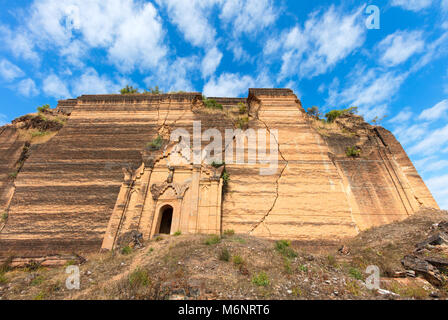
[86,270,92,276]
[430,291,441,298]
[377,289,399,297]
[306,255,315,261]
[325,280,331,284]
[406,270,416,278]
[338,245,351,255]
[416,232,448,249]
[287,290,292,294]
[402,255,444,287]
[391,271,407,278]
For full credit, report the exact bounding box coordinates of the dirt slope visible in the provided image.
[0,208,447,300]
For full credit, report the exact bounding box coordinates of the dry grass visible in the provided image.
[17,129,59,145]
[194,104,245,129]
[384,279,431,299]
[1,210,447,300]
[0,234,375,300]
[309,118,355,137]
[345,209,448,276]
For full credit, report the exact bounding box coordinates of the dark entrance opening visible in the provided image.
[159,206,173,234]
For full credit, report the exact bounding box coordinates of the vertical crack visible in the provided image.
[249,115,288,236]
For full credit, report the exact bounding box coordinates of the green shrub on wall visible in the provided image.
[202,96,223,110]
[346,146,361,158]
[146,135,163,150]
[325,106,358,123]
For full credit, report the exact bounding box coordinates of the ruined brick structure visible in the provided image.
[0,89,439,258]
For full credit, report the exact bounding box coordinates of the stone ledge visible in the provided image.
[207,97,246,105]
[249,88,294,96]
[78,92,202,103]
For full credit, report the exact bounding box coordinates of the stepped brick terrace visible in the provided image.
[0,89,439,260]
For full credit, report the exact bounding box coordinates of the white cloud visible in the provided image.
[443,0,448,11]
[389,108,413,123]
[106,3,166,72]
[419,99,448,121]
[203,71,272,97]
[203,73,256,97]
[378,30,424,66]
[156,0,217,47]
[144,56,198,92]
[415,157,448,175]
[0,26,40,63]
[393,123,430,145]
[263,38,281,57]
[156,0,277,46]
[24,0,167,72]
[201,47,223,78]
[415,156,435,169]
[43,74,70,99]
[327,68,407,120]
[423,159,448,172]
[71,68,124,96]
[219,0,277,36]
[228,42,251,63]
[411,32,448,72]
[59,40,87,68]
[0,59,24,82]
[17,78,39,97]
[270,5,365,79]
[409,124,448,155]
[391,0,434,11]
[426,174,448,209]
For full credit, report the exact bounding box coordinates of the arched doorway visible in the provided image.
[158,205,173,234]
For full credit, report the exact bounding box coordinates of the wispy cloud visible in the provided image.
[266,5,366,80]
[156,0,217,47]
[409,124,448,155]
[377,30,425,67]
[203,73,256,97]
[144,56,199,93]
[17,78,38,97]
[393,122,430,146]
[327,67,407,120]
[203,71,272,97]
[0,59,24,82]
[0,26,40,64]
[390,0,434,11]
[17,0,168,72]
[201,47,223,78]
[43,74,70,99]
[388,108,413,123]
[219,0,277,36]
[71,68,125,96]
[419,99,448,121]
[426,174,448,209]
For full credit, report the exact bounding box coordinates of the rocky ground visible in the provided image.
[0,208,447,300]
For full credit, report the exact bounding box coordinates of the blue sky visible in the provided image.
[0,0,447,208]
